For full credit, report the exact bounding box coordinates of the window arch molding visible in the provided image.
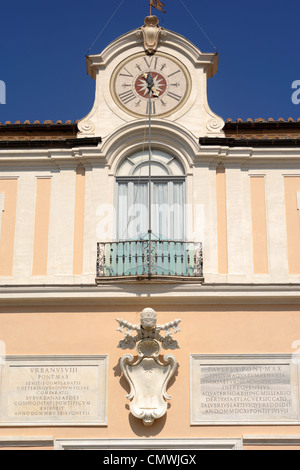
[116,148,186,179]
[102,120,197,177]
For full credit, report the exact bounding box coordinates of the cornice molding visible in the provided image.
[200,137,300,148]
[0,284,300,306]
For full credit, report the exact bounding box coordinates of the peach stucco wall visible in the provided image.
[284,176,300,274]
[0,179,18,276]
[0,303,299,442]
[244,445,300,451]
[32,178,51,276]
[250,176,268,274]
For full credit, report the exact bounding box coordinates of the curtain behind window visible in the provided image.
[117,181,184,241]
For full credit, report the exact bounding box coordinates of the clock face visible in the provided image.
[111,52,190,118]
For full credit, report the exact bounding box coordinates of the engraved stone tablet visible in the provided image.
[190,355,300,425]
[0,356,108,426]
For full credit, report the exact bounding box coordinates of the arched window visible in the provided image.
[116,150,186,241]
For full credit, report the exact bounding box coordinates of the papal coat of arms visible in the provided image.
[117,308,180,426]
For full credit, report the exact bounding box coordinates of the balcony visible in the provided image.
[96,240,203,283]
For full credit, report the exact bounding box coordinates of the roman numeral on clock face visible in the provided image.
[168,69,181,78]
[118,90,136,105]
[119,67,133,77]
[167,91,182,102]
[143,56,158,70]
[146,100,157,115]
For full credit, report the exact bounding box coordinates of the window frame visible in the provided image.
[115,152,187,242]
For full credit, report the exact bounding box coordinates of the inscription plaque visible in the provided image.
[190,354,300,425]
[0,356,108,426]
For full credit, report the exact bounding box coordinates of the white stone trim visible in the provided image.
[226,164,245,277]
[51,166,76,277]
[0,436,54,447]
[54,438,243,451]
[243,169,254,279]
[197,146,300,164]
[206,163,218,275]
[0,284,300,307]
[243,435,300,446]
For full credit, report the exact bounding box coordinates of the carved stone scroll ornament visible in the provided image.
[117,308,180,426]
[140,16,163,55]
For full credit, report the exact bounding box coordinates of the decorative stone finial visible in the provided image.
[141,16,162,54]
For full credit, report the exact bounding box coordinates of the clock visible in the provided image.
[111,52,190,118]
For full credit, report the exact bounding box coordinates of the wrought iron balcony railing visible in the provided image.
[96,240,203,282]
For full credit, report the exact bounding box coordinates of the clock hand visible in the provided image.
[142,72,159,98]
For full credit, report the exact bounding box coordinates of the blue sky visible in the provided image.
[0,0,299,124]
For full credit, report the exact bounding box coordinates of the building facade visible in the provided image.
[0,17,300,451]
